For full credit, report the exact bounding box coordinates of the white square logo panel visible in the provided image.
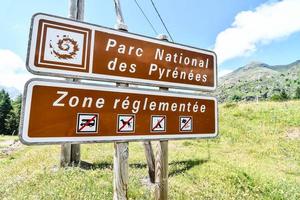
[44,27,84,65]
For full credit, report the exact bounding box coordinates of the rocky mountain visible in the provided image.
[216,60,300,102]
[0,86,21,100]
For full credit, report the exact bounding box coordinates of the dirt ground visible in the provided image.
[286,128,300,140]
[0,139,22,156]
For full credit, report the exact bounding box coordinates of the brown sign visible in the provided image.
[20,79,218,144]
[27,13,217,91]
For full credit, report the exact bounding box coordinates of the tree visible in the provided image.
[280,90,289,100]
[231,94,242,102]
[5,110,18,135]
[12,95,21,122]
[270,90,289,101]
[0,89,12,134]
[295,87,300,99]
[5,95,22,135]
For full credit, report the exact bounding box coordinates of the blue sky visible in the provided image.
[0,0,300,91]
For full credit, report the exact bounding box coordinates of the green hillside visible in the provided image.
[217,61,300,102]
[1,101,299,199]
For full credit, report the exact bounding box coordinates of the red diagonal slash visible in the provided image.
[181,117,191,131]
[152,116,165,131]
[79,115,97,131]
[118,116,133,131]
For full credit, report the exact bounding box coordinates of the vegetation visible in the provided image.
[230,94,242,102]
[270,90,289,101]
[1,101,299,199]
[0,90,21,135]
[216,61,300,102]
[0,89,12,133]
[295,87,300,99]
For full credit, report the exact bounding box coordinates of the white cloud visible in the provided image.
[214,0,300,64]
[0,49,33,91]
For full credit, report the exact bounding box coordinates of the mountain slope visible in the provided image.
[268,60,300,72]
[220,62,279,85]
[216,61,300,102]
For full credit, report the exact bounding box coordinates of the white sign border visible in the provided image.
[26,13,217,91]
[19,78,218,145]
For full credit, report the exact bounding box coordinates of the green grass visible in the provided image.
[0,101,299,199]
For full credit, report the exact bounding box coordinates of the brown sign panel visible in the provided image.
[27,13,217,91]
[20,79,218,144]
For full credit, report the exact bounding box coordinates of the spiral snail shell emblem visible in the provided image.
[49,35,79,60]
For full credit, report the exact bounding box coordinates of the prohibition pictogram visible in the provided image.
[179,116,192,132]
[151,115,166,132]
[117,114,135,133]
[76,113,99,133]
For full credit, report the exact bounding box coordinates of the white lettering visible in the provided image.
[95,98,105,108]
[149,63,158,75]
[155,48,164,60]
[105,39,116,51]
[52,91,68,107]
[69,96,79,107]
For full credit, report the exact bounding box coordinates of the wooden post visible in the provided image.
[143,141,156,183]
[155,140,168,200]
[70,143,80,165]
[113,142,129,200]
[114,0,157,186]
[154,35,169,200]
[144,34,170,184]
[155,87,169,200]
[113,82,129,199]
[60,0,84,167]
[113,1,129,199]
[60,143,71,167]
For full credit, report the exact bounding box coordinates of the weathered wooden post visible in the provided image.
[114,82,130,200]
[155,140,168,200]
[113,1,129,199]
[113,141,129,200]
[60,0,84,167]
[154,34,169,200]
[143,141,156,183]
[60,143,71,167]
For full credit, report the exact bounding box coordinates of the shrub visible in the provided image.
[231,94,242,102]
[270,90,289,101]
[270,94,282,101]
[280,90,289,100]
[223,102,238,108]
[295,87,300,99]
